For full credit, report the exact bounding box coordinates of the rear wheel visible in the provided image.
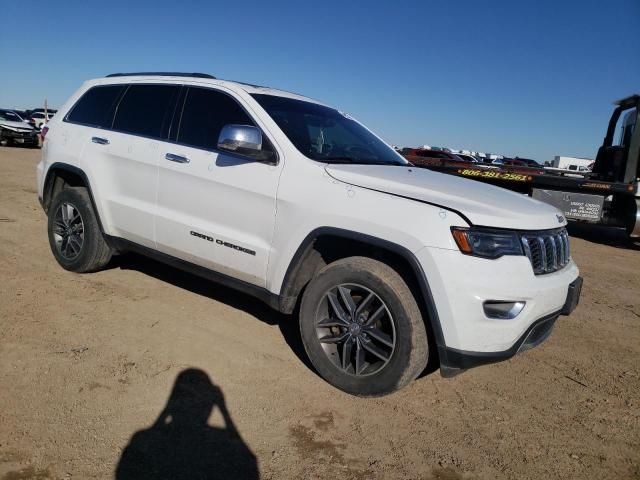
[47,187,113,272]
[299,256,429,396]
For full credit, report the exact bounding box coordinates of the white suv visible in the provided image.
[36,73,582,396]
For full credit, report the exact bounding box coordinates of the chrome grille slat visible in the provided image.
[557,235,562,266]
[521,237,532,264]
[537,237,547,272]
[557,234,565,265]
[520,228,570,275]
[549,236,558,271]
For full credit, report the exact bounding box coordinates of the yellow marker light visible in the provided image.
[451,228,473,253]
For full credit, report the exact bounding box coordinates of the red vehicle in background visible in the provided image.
[402,148,544,175]
[501,158,528,167]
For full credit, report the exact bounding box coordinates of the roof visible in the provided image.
[98,72,325,105]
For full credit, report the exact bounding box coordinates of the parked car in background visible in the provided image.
[402,148,467,164]
[8,110,32,124]
[0,109,29,124]
[454,153,479,163]
[28,111,55,129]
[515,157,543,168]
[473,155,489,163]
[25,108,58,118]
[0,109,39,147]
[501,158,528,167]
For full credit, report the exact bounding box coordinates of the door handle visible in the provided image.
[165,153,190,164]
[91,136,109,145]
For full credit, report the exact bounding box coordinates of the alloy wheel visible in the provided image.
[52,202,85,260]
[315,283,396,376]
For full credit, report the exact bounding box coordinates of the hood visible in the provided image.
[0,120,35,131]
[325,164,566,231]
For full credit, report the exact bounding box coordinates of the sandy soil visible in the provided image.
[0,146,639,480]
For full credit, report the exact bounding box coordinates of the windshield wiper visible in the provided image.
[322,156,362,164]
[322,156,406,166]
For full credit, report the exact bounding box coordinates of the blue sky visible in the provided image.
[1,0,638,161]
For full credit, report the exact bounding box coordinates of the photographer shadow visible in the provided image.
[116,369,259,480]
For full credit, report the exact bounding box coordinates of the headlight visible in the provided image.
[451,227,523,258]
[0,125,18,132]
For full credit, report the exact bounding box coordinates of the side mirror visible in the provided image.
[217,124,273,161]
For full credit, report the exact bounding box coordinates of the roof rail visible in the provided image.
[105,72,216,79]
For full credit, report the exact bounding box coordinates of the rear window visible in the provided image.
[112,84,179,139]
[66,85,125,127]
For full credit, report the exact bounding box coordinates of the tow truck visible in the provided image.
[404,95,640,238]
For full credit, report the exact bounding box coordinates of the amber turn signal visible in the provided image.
[451,228,472,253]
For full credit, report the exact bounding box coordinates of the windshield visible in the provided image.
[0,110,23,122]
[251,94,407,166]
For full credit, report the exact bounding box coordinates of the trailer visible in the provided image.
[404,95,640,238]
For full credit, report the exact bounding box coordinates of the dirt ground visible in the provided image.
[0,146,639,480]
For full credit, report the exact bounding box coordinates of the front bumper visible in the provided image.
[413,245,581,376]
[439,277,582,376]
[1,128,38,144]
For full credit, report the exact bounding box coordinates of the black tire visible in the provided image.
[299,256,429,396]
[47,187,113,273]
[626,200,639,240]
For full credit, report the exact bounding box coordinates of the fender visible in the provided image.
[278,227,447,351]
[42,162,106,233]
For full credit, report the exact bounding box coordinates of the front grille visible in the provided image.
[7,130,36,139]
[521,228,570,275]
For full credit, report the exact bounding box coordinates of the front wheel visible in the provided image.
[299,256,429,396]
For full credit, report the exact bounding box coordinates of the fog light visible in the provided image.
[483,301,525,319]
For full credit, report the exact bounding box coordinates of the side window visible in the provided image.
[178,87,269,152]
[113,84,179,139]
[66,85,125,127]
[616,108,637,148]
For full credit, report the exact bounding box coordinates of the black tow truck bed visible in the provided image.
[403,94,640,237]
[416,161,637,226]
